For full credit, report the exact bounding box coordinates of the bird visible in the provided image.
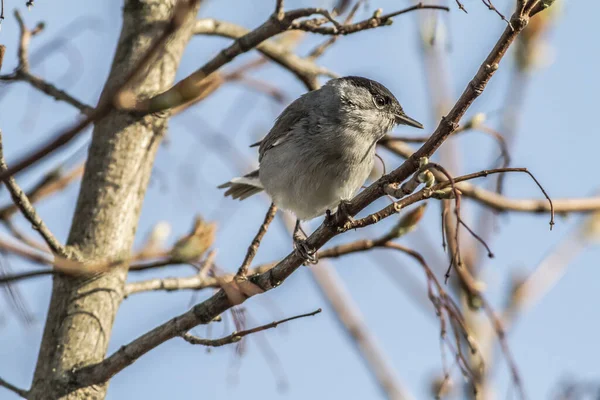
[219,76,423,262]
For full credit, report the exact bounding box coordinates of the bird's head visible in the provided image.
[327,76,423,140]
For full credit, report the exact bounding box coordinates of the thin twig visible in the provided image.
[0,255,194,286]
[0,269,51,284]
[0,375,28,398]
[3,218,48,252]
[347,167,553,234]
[477,126,511,192]
[293,3,450,35]
[124,204,441,297]
[0,12,93,113]
[455,0,468,13]
[307,0,365,59]
[140,4,448,113]
[193,19,336,91]
[383,125,511,174]
[481,0,511,26]
[449,168,554,228]
[0,130,71,258]
[181,308,321,347]
[274,0,285,20]
[6,72,94,114]
[382,142,567,216]
[425,163,463,282]
[0,235,51,264]
[381,243,482,387]
[458,217,494,258]
[236,203,277,278]
[0,163,84,220]
[440,207,448,253]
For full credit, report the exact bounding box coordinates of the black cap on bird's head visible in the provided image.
[338,76,423,129]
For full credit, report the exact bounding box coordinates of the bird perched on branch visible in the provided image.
[219,76,422,262]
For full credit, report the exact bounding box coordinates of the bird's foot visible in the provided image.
[293,238,318,264]
[325,200,355,232]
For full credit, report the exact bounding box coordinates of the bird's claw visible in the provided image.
[325,200,355,232]
[294,238,318,264]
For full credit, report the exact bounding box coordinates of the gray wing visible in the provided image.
[254,92,312,162]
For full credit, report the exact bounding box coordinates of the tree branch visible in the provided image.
[10,72,94,114]
[193,18,336,90]
[0,163,84,220]
[274,0,285,20]
[0,11,93,114]
[0,375,28,398]
[293,3,449,35]
[0,130,71,258]
[236,203,277,277]
[131,3,448,113]
[382,141,600,214]
[181,308,321,347]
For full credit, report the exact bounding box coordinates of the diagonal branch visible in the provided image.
[0,375,28,398]
[0,130,71,258]
[180,308,321,347]
[193,18,337,90]
[236,203,277,277]
[130,3,448,114]
[10,72,94,114]
[0,163,84,220]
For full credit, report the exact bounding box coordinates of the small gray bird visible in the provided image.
[219,76,422,262]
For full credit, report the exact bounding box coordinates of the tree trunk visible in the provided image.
[28,1,199,398]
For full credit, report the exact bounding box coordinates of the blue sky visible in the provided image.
[1,0,599,399]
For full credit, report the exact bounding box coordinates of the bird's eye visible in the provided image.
[374,95,387,108]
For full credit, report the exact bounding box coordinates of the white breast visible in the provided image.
[259,134,375,220]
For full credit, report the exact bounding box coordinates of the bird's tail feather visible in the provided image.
[218,170,263,200]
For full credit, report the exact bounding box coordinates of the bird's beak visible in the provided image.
[395,112,424,129]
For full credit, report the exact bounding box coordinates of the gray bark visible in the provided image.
[28,1,199,398]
